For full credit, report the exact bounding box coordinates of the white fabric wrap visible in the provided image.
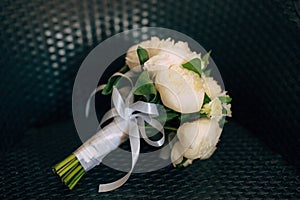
[74,121,125,171]
[73,84,165,193]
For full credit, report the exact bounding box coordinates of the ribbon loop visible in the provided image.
[78,73,166,192]
[96,86,165,192]
[129,101,159,116]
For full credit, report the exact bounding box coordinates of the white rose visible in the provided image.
[125,37,201,71]
[171,118,222,166]
[155,64,205,113]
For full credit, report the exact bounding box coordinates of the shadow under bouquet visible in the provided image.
[52,37,232,192]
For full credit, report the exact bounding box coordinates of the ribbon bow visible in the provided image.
[95,86,165,192]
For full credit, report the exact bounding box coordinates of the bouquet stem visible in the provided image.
[52,154,85,190]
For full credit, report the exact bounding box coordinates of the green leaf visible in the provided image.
[182,58,202,77]
[102,76,121,95]
[199,112,208,118]
[163,107,180,121]
[203,68,212,76]
[137,46,149,65]
[166,112,179,121]
[134,71,157,102]
[222,107,227,115]
[134,83,156,95]
[176,157,188,168]
[219,96,232,103]
[144,126,159,137]
[202,50,211,70]
[101,65,130,95]
[203,93,211,104]
[119,65,130,73]
[152,107,179,125]
[180,112,201,123]
[219,118,228,127]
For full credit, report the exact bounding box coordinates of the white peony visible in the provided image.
[202,76,222,99]
[125,37,201,71]
[126,37,162,70]
[171,118,222,166]
[143,52,185,76]
[155,64,205,113]
[200,98,223,121]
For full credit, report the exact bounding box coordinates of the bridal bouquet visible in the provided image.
[52,37,232,192]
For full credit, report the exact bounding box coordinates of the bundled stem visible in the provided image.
[52,154,85,190]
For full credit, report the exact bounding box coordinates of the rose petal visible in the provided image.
[170,141,184,166]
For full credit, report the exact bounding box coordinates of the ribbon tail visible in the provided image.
[137,116,165,147]
[112,72,133,87]
[112,87,126,118]
[99,122,140,193]
[85,84,106,117]
[100,108,119,125]
[98,171,132,193]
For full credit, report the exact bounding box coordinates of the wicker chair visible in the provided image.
[0,0,299,199]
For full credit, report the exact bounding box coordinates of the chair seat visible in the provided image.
[0,120,299,199]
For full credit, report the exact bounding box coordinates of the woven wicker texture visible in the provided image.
[0,0,300,198]
[0,0,299,166]
[0,120,299,199]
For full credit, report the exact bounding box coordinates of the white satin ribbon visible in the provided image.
[75,72,165,192]
[98,86,165,192]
